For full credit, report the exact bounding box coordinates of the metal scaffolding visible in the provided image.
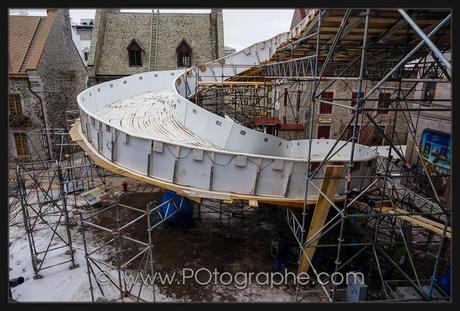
[191,8,451,302]
[79,195,187,302]
[11,125,110,280]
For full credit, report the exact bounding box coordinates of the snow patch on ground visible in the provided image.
[8,202,172,302]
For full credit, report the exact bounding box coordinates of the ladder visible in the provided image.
[149,10,159,71]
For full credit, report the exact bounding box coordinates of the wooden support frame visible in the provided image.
[299,164,344,273]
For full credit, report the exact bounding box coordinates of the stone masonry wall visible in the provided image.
[36,9,88,129]
[275,79,411,145]
[92,11,223,77]
[96,12,152,76]
[8,78,47,160]
[155,14,218,70]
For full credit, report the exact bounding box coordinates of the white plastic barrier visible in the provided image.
[76,10,378,201]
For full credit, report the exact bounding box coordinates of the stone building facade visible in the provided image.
[404,53,451,206]
[405,53,451,165]
[87,9,224,84]
[8,9,88,161]
[270,80,411,146]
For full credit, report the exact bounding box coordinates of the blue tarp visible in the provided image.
[159,190,192,225]
[437,266,451,296]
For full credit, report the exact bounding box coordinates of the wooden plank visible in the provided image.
[376,206,451,239]
[299,165,344,273]
[185,196,202,204]
[197,81,274,87]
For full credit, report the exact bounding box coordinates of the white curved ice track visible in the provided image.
[75,12,378,202]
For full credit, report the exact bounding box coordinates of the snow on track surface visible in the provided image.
[95,89,223,150]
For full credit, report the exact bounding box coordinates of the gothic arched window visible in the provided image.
[127,39,144,67]
[176,39,192,68]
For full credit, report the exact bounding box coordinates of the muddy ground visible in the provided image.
[84,188,301,302]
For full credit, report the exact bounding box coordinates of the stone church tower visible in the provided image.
[87,9,224,84]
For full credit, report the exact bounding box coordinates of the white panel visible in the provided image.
[254,159,290,197]
[286,162,308,198]
[114,136,149,175]
[175,148,212,189]
[151,143,176,181]
[211,154,258,194]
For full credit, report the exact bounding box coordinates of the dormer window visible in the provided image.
[176,39,192,68]
[127,39,145,67]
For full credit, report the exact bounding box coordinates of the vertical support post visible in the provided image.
[17,165,42,280]
[331,9,369,301]
[57,161,77,269]
[296,9,321,301]
[79,212,95,302]
[299,165,344,273]
[146,203,156,302]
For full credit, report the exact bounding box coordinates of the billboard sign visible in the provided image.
[420,129,451,176]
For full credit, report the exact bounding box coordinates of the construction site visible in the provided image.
[8,8,452,302]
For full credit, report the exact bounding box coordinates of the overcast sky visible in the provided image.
[9,9,295,51]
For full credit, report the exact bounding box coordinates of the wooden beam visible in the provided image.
[377,206,451,239]
[197,81,274,87]
[299,165,344,273]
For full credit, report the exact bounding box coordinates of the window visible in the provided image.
[127,39,144,67]
[350,92,365,113]
[14,132,28,156]
[320,92,333,114]
[378,93,391,114]
[84,52,89,61]
[317,126,331,139]
[176,39,192,68]
[9,94,22,117]
[178,51,191,67]
[422,81,436,104]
